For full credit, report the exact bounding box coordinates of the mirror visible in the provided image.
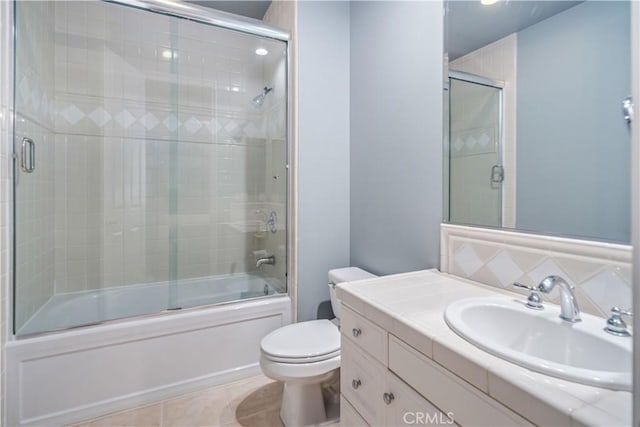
[443,0,631,243]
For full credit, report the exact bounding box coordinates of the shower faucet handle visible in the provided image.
[513,282,544,310]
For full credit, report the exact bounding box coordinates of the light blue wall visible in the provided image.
[349,1,443,274]
[297,1,351,321]
[516,1,630,242]
[296,1,444,319]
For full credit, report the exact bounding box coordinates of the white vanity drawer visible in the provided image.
[384,371,456,426]
[388,335,532,426]
[340,395,369,426]
[341,335,387,425]
[341,304,387,364]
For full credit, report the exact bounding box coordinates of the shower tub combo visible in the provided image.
[6,281,291,426]
[4,0,292,425]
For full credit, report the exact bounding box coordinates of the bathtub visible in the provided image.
[6,274,291,426]
[18,272,284,335]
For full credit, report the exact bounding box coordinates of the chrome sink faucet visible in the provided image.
[537,275,581,323]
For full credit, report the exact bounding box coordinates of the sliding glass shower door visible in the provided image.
[13,0,288,335]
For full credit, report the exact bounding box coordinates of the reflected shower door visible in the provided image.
[448,77,503,227]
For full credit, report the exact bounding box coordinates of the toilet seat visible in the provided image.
[260,353,341,381]
[262,348,341,364]
[261,319,340,364]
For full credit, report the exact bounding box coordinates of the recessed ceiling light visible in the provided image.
[480,0,500,5]
[162,49,174,59]
[255,48,268,56]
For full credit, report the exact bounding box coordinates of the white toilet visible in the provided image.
[260,267,377,427]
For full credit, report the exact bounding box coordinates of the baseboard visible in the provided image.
[26,364,262,427]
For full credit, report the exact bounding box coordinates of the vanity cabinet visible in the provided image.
[340,304,531,426]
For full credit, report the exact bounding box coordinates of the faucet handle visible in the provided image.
[513,282,544,310]
[611,306,633,317]
[605,307,632,337]
[513,282,535,292]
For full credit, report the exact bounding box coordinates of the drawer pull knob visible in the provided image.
[383,392,395,405]
[352,328,362,337]
[352,379,362,389]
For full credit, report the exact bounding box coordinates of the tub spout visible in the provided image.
[256,255,275,268]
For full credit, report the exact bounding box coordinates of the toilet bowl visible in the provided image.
[259,267,377,427]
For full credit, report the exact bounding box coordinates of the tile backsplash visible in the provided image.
[440,224,632,317]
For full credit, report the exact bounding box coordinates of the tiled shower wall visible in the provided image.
[46,1,287,293]
[441,224,632,317]
[13,1,57,326]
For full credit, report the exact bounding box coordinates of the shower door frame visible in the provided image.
[445,69,505,228]
[9,0,297,335]
[106,0,290,40]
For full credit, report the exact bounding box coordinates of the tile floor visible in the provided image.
[72,374,341,427]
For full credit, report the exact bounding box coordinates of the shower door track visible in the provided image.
[105,0,290,41]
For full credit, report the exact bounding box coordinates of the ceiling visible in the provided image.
[187,1,272,20]
[187,1,583,59]
[446,1,583,60]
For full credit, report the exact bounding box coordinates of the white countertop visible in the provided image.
[336,269,632,427]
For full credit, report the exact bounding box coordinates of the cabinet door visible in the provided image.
[341,336,386,425]
[384,372,456,426]
[341,305,388,364]
[388,335,531,426]
[341,395,369,426]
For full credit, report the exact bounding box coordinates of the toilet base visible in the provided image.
[278,375,340,427]
[280,381,326,426]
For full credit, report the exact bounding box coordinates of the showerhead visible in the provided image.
[252,86,273,108]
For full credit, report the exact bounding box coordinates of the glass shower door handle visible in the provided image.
[490,164,504,184]
[20,137,35,173]
[622,97,633,124]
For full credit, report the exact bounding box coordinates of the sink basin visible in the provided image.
[444,297,632,391]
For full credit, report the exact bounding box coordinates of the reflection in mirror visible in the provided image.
[443,0,631,243]
[448,73,503,228]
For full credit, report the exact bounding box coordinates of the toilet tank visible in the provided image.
[328,267,377,320]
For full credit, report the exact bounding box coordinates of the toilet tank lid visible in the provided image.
[328,267,377,284]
